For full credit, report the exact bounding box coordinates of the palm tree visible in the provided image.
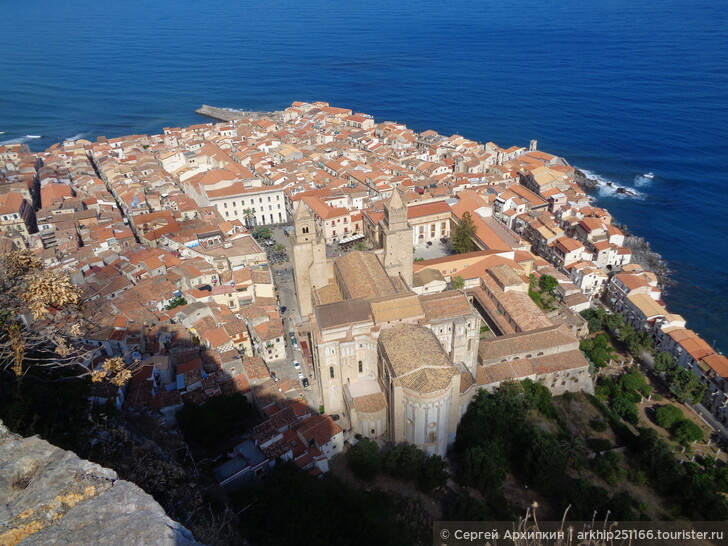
[353,241,368,251]
[243,208,255,229]
[559,434,587,471]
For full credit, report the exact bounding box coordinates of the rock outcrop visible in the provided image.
[0,421,200,545]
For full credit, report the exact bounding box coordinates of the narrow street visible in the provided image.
[265,226,321,412]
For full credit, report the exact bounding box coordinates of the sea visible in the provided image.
[1,0,726,351]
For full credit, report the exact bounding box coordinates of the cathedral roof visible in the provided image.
[314,298,372,330]
[419,291,472,321]
[369,293,424,323]
[379,324,459,394]
[334,251,397,300]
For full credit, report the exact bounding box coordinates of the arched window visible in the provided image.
[358,360,363,373]
[302,226,309,234]
[330,366,335,379]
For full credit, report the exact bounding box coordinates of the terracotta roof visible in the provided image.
[476,349,588,385]
[296,414,343,447]
[334,251,397,300]
[379,324,459,394]
[478,324,577,362]
[352,392,387,413]
[419,290,472,321]
[369,293,424,323]
[315,298,373,330]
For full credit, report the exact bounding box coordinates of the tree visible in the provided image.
[580,334,615,368]
[620,370,648,393]
[559,434,587,469]
[654,405,683,429]
[450,276,465,290]
[0,250,131,385]
[667,367,706,403]
[354,241,368,251]
[164,295,187,310]
[461,442,507,495]
[594,451,625,485]
[672,419,704,446]
[605,312,625,332]
[539,274,558,293]
[452,212,477,254]
[243,208,255,228]
[383,443,425,482]
[252,226,271,239]
[524,432,565,491]
[346,439,381,481]
[418,454,448,492]
[611,393,639,425]
[654,351,677,374]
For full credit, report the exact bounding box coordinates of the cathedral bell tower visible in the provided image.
[291,201,328,319]
[381,189,413,287]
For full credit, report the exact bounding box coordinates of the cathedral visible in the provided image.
[291,191,480,457]
[291,190,593,457]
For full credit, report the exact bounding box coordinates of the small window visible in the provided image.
[358,360,363,373]
[330,366,335,379]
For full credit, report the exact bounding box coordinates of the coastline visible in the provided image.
[573,169,673,288]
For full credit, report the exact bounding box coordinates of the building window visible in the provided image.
[330,366,335,379]
[358,360,363,373]
[302,226,309,234]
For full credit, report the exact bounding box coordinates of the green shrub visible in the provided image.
[671,419,704,446]
[346,439,381,481]
[654,405,683,429]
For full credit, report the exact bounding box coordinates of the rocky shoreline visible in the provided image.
[574,168,639,197]
[574,168,599,190]
[623,235,674,288]
[573,170,673,289]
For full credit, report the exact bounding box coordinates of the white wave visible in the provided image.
[634,172,655,187]
[26,135,42,139]
[0,136,32,145]
[578,167,645,200]
[65,132,89,141]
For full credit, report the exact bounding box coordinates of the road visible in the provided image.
[264,226,321,412]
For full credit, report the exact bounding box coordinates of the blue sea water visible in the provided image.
[1,0,726,350]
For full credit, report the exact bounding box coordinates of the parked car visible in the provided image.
[280,306,287,313]
[302,378,309,388]
[298,371,304,380]
[293,360,301,370]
